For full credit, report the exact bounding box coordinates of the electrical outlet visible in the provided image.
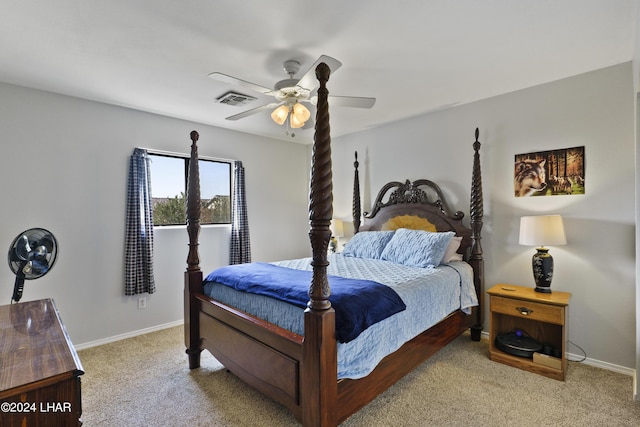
[138,297,147,309]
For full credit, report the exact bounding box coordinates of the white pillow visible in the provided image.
[442,236,463,263]
[447,253,464,262]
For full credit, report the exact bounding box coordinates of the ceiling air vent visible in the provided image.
[216,91,257,107]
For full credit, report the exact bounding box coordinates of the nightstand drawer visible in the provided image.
[491,295,564,325]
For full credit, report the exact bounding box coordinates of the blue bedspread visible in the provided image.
[204,262,406,343]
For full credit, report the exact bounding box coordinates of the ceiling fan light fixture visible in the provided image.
[292,102,311,123]
[271,105,289,125]
[271,101,310,128]
[290,113,305,129]
[210,55,374,130]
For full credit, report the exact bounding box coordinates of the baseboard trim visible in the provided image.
[74,320,184,351]
[568,352,636,377]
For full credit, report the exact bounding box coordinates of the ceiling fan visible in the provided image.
[209,55,376,130]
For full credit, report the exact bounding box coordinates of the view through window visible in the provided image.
[149,153,231,226]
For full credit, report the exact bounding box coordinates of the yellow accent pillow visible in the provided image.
[382,215,437,232]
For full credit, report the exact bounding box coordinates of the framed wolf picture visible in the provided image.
[514,146,585,197]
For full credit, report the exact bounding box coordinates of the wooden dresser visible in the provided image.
[0,298,84,426]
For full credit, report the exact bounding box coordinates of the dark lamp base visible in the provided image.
[532,247,554,294]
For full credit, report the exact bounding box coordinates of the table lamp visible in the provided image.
[519,215,567,293]
[329,219,344,253]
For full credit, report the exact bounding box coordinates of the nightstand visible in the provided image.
[487,284,571,381]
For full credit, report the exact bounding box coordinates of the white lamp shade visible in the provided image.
[519,215,567,247]
[271,105,289,125]
[289,113,305,128]
[330,219,344,237]
[292,102,311,122]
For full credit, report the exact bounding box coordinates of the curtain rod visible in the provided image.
[137,147,236,164]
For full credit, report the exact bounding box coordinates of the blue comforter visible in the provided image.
[204,262,406,343]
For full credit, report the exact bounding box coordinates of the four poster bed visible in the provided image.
[184,62,484,426]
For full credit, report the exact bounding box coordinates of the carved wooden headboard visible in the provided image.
[358,178,473,258]
[350,129,484,334]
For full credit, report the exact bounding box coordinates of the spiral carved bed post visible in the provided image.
[185,130,203,368]
[469,127,484,342]
[352,152,361,234]
[302,62,337,427]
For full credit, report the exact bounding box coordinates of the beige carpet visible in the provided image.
[77,326,639,426]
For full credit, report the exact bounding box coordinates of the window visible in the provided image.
[148,153,231,226]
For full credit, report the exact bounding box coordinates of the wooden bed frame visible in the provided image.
[184,62,484,426]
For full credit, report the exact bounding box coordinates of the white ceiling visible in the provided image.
[1,1,637,143]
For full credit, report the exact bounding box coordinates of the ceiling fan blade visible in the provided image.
[329,95,376,108]
[295,55,343,92]
[225,103,281,121]
[310,95,376,108]
[209,72,274,95]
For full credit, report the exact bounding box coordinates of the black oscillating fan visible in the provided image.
[7,228,58,303]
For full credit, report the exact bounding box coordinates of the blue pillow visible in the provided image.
[380,228,455,268]
[342,231,395,259]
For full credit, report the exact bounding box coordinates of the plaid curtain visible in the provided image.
[124,148,156,295]
[230,160,251,264]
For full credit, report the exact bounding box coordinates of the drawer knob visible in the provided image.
[516,306,533,316]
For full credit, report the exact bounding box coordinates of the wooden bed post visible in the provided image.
[352,152,361,234]
[185,130,203,368]
[302,62,337,427]
[469,127,484,341]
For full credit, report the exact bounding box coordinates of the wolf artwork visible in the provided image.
[514,147,585,197]
[514,159,547,197]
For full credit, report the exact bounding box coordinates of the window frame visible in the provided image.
[147,150,233,227]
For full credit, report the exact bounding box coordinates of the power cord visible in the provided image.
[568,340,587,362]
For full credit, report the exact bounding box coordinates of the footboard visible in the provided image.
[196,294,305,419]
[181,107,333,425]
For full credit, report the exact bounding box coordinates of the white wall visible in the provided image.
[632,0,640,400]
[332,63,636,371]
[0,82,311,346]
[635,90,639,399]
